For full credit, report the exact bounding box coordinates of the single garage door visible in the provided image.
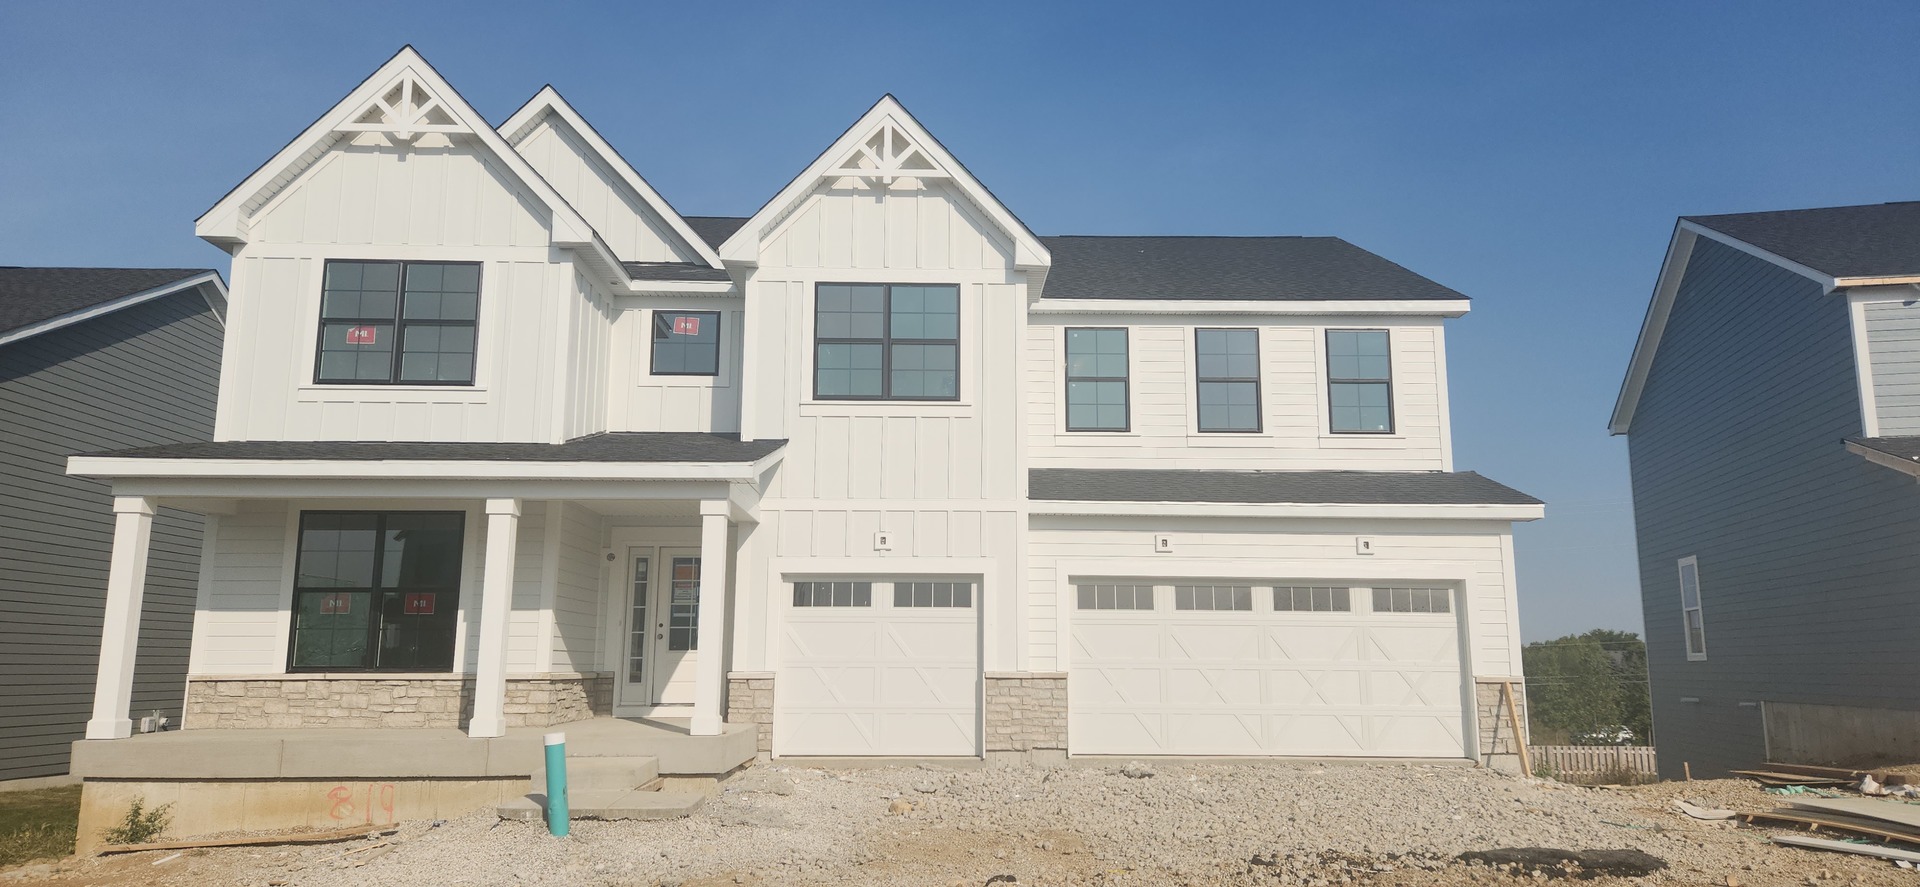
[1070,582,1466,757]
[776,579,980,756]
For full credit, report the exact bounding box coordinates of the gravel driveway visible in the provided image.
[7,762,1913,886]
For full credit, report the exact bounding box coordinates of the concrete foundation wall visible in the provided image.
[1765,700,1920,766]
[75,777,522,854]
[985,672,1066,765]
[1474,679,1529,773]
[184,674,611,730]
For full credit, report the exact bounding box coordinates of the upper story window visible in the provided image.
[1327,329,1393,433]
[1195,328,1261,432]
[316,261,479,386]
[1678,556,1707,660]
[1065,328,1129,431]
[814,284,959,400]
[290,511,464,672]
[652,310,721,376]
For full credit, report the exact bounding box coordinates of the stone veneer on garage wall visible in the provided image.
[1474,679,1530,773]
[726,672,775,755]
[984,673,1067,764]
[184,674,612,730]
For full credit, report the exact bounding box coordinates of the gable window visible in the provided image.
[1327,329,1393,433]
[1678,556,1706,660]
[290,511,464,672]
[316,261,479,385]
[1065,328,1129,431]
[1195,328,1261,432]
[814,283,959,400]
[652,310,721,376]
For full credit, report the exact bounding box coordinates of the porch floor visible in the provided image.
[71,717,757,781]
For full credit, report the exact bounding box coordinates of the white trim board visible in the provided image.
[1028,298,1471,318]
[0,272,226,347]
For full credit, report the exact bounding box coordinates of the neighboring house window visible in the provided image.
[1175,585,1253,611]
[289,511,464,672]
[1065,328,1129,431]
[1679,556,1706,660]
[652,310,721,375]
[793,581,873,607]
[316,261,479,385]
[1275,586,1352,612]
[1327,329,1393,433]
[1372,587,1451,613]
[1077,584,1154,610]
[1195,328,1261,432]
[814,283,960,400]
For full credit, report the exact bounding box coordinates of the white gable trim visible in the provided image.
[0,272,226,348]
[499,87,725,269]
[718,95,1050,269]
[1028,298,1472,317]
[196,47,601,254]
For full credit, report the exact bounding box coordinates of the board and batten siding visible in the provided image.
[1025,518,1517,676]
[512,116,704,265]
[607,300,744,433]
[1628,236,1920,778]
[1863,299,1920,435]
[0,288,221,780]
[1024,318,1449,470]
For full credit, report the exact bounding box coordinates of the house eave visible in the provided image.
[1028,298,1471,317]
[1027,500,1545,521]
[0,272,227,348]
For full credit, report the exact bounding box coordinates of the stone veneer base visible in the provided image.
[184,674,613,730]
[1474,678,1530,773]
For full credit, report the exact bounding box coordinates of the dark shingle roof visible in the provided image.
[1030,469,1540,506]
[1847,436,1920,463]
[1685,201,1920,279]
[0,267,214,336]
[90,432,786,463]
[623,262,732,282]
[684,216,749,250]
[1037,236,1465,301]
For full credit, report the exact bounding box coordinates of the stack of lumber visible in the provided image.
[1731,761,1913,789]
[1741,797,1920,852]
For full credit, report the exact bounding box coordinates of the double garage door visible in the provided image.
[776,579,980,756]
[1070,582,1468,757]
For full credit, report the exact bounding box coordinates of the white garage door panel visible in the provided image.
[1070,588,1466,757]
[778,595,980,757]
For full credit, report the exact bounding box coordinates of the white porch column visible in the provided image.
[468,498,520,738]
[86,496,156,740]
[691,501,732,736]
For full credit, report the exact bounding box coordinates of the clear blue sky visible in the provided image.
[5,2,1916,641]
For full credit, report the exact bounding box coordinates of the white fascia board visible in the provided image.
[0,272,225,347]
[623,279,738,295]
[1027,298,1471,317]
[499,87,726,269]
[718,95,1050,269]
[1844,440,1920,479]
[67,455,771,483]
[1027,500,1545,521]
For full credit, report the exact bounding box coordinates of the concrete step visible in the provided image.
[497,788,705,822]
[528,755,659,793]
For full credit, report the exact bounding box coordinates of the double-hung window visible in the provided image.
[1327,329,1393,433]
[290,511,465,672]
[652,310,721,375]
[1195,328,1261,432]
[814,283,960,400]
[316,261,479,385]
[1678,556,1706,660]
[1065,328,1129,431]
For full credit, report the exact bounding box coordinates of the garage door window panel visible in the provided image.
[895,581,973,608]
[1077,583,1155,611]
[1174,585,1252,611]
[1275,586,1352,612]
[793,581,873,607]
[1371,587,1451,614]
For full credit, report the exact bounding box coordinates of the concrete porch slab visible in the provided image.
[511,718,756,776]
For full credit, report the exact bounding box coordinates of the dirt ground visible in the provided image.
[3,763,1916,887]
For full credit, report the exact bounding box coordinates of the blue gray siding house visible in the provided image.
[0,267,225,782]
[1612,202,1920,778]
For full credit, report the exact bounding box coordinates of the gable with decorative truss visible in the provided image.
[338,73,467,144]
[720,96,1049,270]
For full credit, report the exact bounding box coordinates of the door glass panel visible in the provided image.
[669,557,700,651]
[628,557,650,684]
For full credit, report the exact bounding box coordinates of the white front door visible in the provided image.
[614,547,702,709]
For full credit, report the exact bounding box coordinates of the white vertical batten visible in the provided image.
[469,497,522,738]
[86,496,157,740]
[692,501,732,735]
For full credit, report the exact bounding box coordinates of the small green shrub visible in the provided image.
[99,797,170,845]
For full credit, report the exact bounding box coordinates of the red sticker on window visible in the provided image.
[671,316,700,336]
[319,593,352,615]
[345,325,378,345]
[404,593,436,615]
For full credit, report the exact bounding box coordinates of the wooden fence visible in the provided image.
[1530,745,1658,779]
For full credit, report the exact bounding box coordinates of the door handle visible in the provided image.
[656,633,664,640]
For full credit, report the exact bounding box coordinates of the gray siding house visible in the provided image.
[0,267,225,782]
[1612,202,1920,778]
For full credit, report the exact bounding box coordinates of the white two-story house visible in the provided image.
[69,48,1539,819]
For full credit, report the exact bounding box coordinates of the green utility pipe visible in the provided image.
[544,731,569,836]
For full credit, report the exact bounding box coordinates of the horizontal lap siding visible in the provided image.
[0,290,220,779]
[1866,301,1920,434]
[551,503,606,673]
[1628,237,1920,778]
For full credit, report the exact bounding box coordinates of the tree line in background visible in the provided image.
[1522,629,1653,746]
